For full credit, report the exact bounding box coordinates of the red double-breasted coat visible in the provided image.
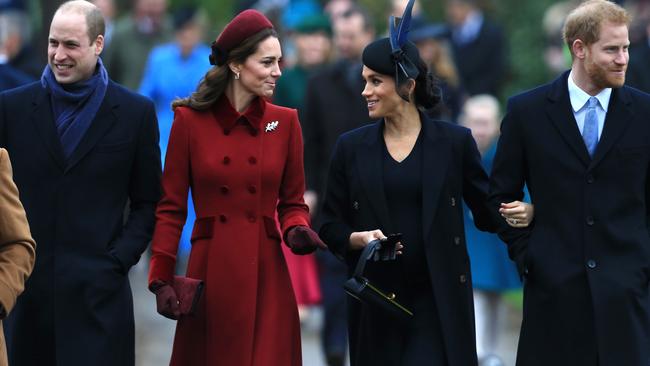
[149,95,310,365]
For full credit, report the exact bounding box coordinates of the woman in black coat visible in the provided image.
[318,6,532,365]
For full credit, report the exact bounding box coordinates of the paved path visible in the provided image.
[130,264,520,366]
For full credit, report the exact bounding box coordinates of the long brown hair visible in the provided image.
[172,28,278,110]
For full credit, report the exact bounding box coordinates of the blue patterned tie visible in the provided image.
[582,97,599,157]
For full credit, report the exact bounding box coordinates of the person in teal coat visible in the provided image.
[460,95,523,366]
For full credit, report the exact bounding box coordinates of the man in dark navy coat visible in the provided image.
[302,6,375,366]
[0,1,160,365]
[446,0,507,97]
[489,1,650,365]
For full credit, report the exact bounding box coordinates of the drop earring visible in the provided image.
[235,72,240,80]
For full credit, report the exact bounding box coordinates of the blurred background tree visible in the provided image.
[353,0,561,98]
[31,0,561,99]
[167,0,235,41]
[491,0,562,97]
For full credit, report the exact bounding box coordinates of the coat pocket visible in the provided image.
[263,216,282,241]
[191,216,215,243]
[187,217,214,280]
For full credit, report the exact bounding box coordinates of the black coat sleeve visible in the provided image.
[318,137,354,259]
[461,128,500,233]
[488,98,532,276]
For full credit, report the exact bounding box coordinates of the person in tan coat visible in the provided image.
[0,148,35,366]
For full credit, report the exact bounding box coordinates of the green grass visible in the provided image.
[503,290,523,311]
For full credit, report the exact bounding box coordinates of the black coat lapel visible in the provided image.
[545,72,591,167]
[590,87,633,169]
[65,83,117,172]
[355,122,393,233]
[30,87,66,170]
[420,118,450,241]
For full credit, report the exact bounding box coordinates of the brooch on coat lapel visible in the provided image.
[265,120,279,133]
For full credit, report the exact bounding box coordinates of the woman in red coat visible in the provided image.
[147,9,325,365]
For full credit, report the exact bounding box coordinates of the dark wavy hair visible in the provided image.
[172,28,278,110]
[412,58,442,111]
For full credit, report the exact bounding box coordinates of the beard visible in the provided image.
[585,58,626,89]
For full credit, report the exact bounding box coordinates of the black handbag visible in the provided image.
[343,239,413,320]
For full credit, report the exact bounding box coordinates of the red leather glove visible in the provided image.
[285,225,328,255]
[152,282,180,320]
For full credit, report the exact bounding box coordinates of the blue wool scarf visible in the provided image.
[41,58,108,160]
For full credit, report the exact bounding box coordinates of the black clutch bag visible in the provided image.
[344,239,413,320]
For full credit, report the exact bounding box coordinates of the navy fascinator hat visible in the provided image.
[361,0,421,102]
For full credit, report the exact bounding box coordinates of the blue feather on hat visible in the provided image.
[388,0,419,84]
[389,0,415,52]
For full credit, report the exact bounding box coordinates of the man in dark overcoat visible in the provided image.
[446,0,508,97]
[626,20,650,93]
[0,1,160,365]
[489,1,650,365]
[301,6,375,366]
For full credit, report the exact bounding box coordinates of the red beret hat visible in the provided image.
[209,9,274,66]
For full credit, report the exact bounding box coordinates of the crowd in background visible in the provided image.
[1,0,650,365]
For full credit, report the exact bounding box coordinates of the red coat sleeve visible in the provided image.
[278,110,310,236]
[148,107,191,285]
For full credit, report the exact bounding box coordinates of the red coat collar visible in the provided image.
[212,95,266,135]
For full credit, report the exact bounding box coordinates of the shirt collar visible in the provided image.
[212,94,266,134]
[567,70,611,113]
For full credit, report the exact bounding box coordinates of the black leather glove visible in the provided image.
[152,282,180,320]
[285,225,328,255]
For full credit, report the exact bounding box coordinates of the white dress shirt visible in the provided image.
[567,71,611,140]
